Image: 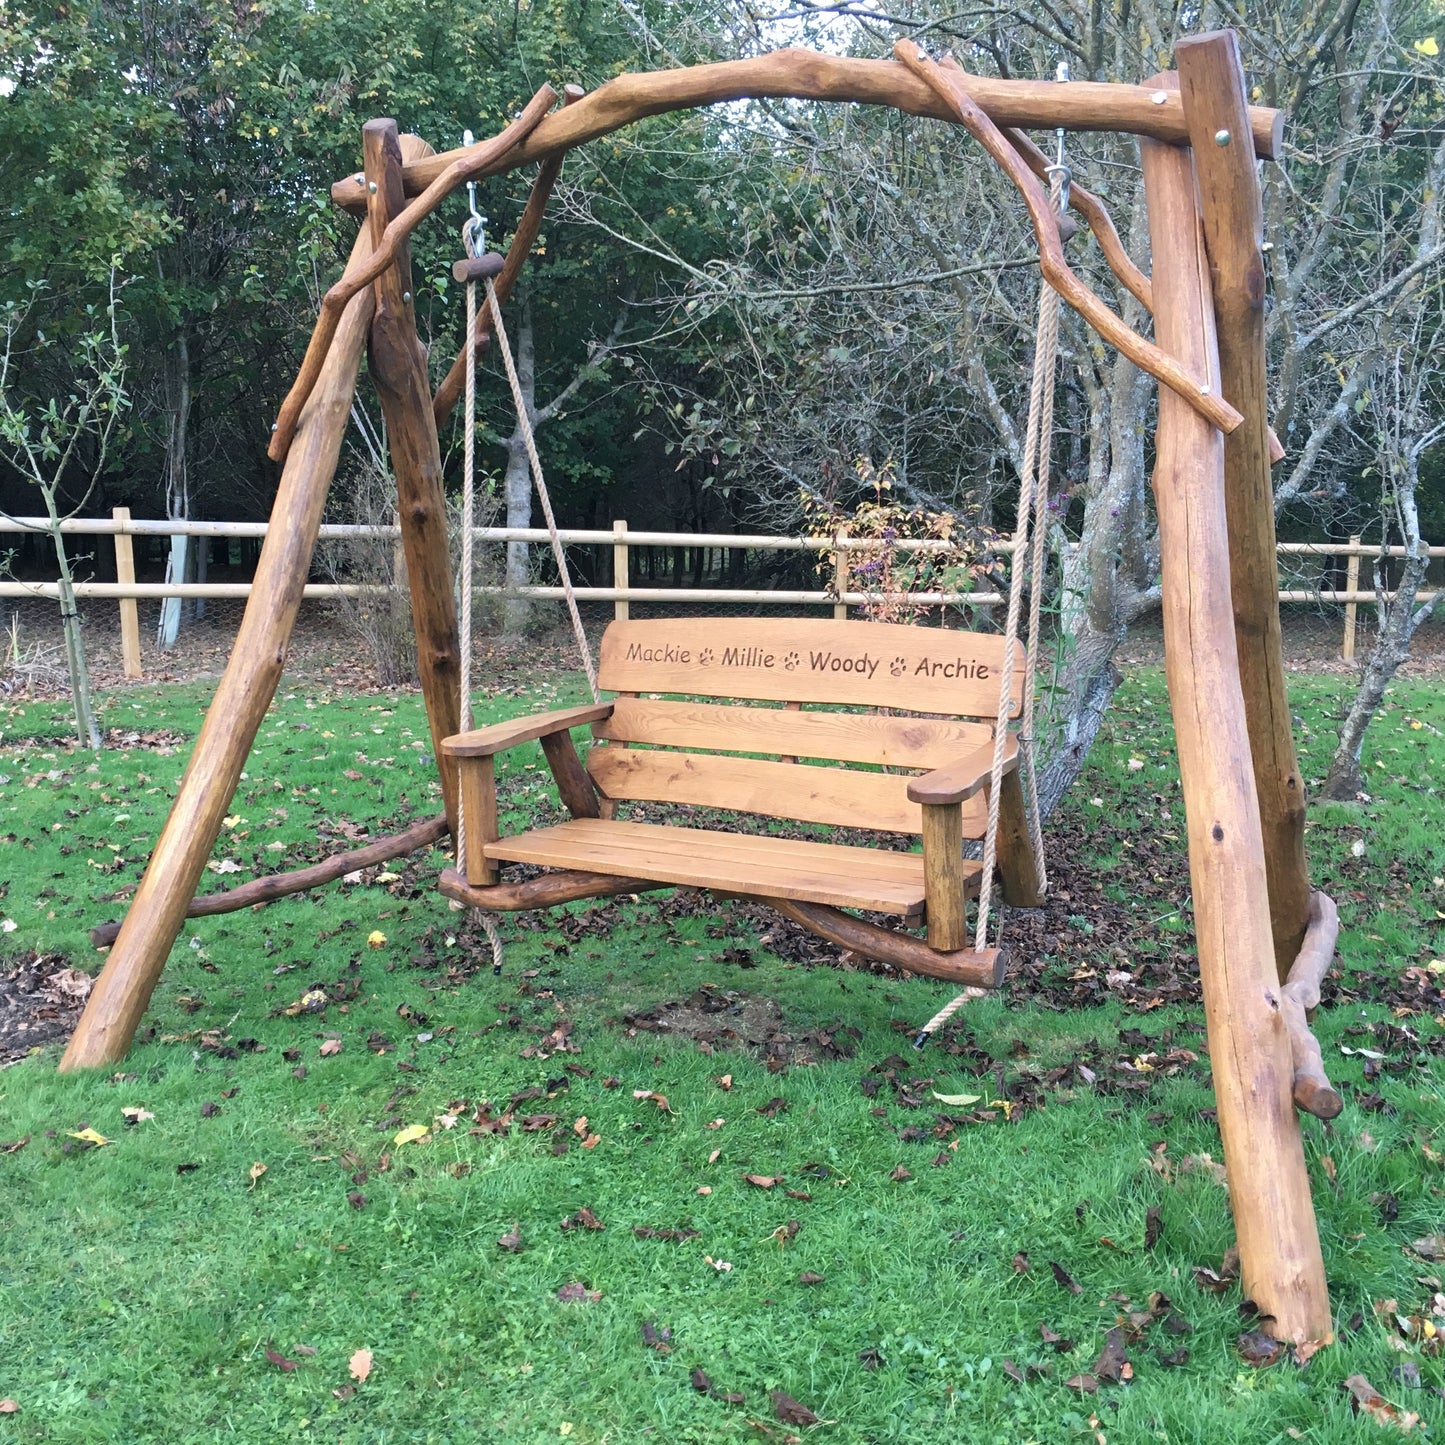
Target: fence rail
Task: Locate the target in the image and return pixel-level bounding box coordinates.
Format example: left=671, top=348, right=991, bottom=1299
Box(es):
left=1, top=512, right=1437, bottom=680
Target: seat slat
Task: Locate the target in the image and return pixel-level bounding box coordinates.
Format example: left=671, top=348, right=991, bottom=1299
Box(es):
left=599, top=617, right=1020, bottom=715
left=594, top=698, right=993, bottom=770
left=484, top=818, right=982, bottom=916
left=589, top=747, right=998, bottom=836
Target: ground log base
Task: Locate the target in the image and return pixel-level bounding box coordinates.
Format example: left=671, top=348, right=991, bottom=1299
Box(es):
left=89, top=815, right=450, bottom=948
left=438, top=867, right=665, bottom=911
left=747, top=896, right=1006, bottom=988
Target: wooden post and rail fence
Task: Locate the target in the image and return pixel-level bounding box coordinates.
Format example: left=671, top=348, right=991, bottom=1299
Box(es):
left=0, top=510, right=1436, bottom=680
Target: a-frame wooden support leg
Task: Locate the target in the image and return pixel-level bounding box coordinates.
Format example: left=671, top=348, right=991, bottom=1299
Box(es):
left=1142, top=130, right=1330, bottom=1344
left=1176, top=32, right=1312, bottom=981
left=363, top=121, right=463, bottom=836
left=60, top=223, right=380, bottom=1072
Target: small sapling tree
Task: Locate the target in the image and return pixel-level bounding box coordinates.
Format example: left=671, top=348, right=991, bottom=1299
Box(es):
left=0, top=273, right=129, bottom=749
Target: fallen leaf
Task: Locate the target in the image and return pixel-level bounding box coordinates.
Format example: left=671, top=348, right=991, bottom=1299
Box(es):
left=1237, top=1329, right=1284, bottom=1368
left=1410, top=1236, right=1445, bottom=1261
left=120, top=1107, right=154, bottom=1125
left=1064, top=1373, right=1099, bottom=1393
left=347, top=1192, right=366, bottom=1209
left=0, top=1400, right=17, bottom=1414
left=640, top=1320, right=673, bottom=1353
left=1040, top=1322, right=1074, bottom=1353
left=248, top=1161, right=267, bottom=1188
left=743, top=1174, right=780, bottom=1189
left=367, top=931, right=387, bottom=948
left=391, top=1124, right=430, bottom=1147
left=581, top=1133, right=600, bottom=1150
left=66, top=1128, right=112, bottom=1147
left=1093, top=1326, right=1131, bottom=1383
left=1145, top=1204, right=1163, bottom=1250
left=889, top=1164, right=911, bottom=1182
left=632, top=1089, right=673, bottom=1112
left=561, top=1206, right=605, bottom=1231
left=332, top=1384, right=355, bottom=1402
left=771, top=1389, right=820, bottom=1427
left=200, top=1101, right=221, bottom=1118
left=556, top=1281, right=602, bottom=1303
left=1050, top=1260, right=1083, bottom=1295
left=691, top=1366, right=713, bottom=1394
left=798, top=1271, right=825, bottom=1285
left=1194, top=1266, right=1232, bottom=1294
left=1012, top=1251, right=1030, bottom=1274
left=497, top=1224, right=523, bottom=1253
left=1342, top=1373, right=1420, bottom=1431
left=264, top=1343, right=298, bottom=1372
left=931, top=1090, right=982, bottom=1106
left=0, top=1137, right=28, bottom=1154
left=349, top=1348, right=373, bottom=1382
left=717, top=1074, right=733, bottom=1090
left=756, top=1097, right=789, bottom=1118
left=319, top=1039, right=343, bottom=1057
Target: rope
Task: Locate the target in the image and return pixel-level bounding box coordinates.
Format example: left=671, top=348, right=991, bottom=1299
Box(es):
left=454, top=238, right=502, bottom=974
left=915, top=170, right=1063, bottom=1048
left=484, top=279, right=601, bottom=705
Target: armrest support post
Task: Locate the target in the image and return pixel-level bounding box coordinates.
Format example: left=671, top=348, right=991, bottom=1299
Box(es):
left=921, top=801, right=967, bottom=950
left=997, top=767, right=1045, bottom=906
left=540, top=731, right=601, bottom=819
left=457, top=755, right=500, bottom=886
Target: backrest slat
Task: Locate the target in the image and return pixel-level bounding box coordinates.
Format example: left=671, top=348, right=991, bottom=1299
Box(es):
left=588, top=748, right=988, bottom=837
left=598, top=618, right=1020, bottom=717
left=595, top=698, right=992, bottom=770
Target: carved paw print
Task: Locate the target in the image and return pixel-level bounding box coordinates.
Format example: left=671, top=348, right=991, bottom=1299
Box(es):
left=890, top=655, right=908, bottom=678
left=783, top=650, right=800, bottom=671
left=698, top=648, right=714, bottom=666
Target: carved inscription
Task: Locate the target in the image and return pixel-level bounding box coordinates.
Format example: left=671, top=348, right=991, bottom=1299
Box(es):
left=626, top=638, right=989, bottom=681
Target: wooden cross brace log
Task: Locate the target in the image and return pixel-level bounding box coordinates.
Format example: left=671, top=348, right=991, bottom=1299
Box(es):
left=895, top=41, right=1243, bottom=438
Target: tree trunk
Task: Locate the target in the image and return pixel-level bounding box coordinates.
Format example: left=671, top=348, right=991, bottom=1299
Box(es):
left=157, top=326, right=191, bottom=649
left=43, top=498, right=101, bottom=750
left=1322, top=467, right=1440, bottom=799
left=503, top=298, right=538, bottom=634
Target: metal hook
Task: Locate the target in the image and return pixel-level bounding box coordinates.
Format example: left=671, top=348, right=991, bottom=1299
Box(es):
left=462, top=128, right=486, bottom=258
left=1050, top=61, right=1071, bottom=215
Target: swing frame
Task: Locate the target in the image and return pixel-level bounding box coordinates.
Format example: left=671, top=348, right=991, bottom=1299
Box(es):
left=63, top=30, right=1338, bottom=1346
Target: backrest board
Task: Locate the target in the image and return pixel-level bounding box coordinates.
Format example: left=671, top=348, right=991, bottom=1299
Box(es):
left=598, top=618, right=1020, bottom=717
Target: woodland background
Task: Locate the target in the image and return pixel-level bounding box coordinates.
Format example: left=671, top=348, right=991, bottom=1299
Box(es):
left=1, top=0, right=1443, bottom=796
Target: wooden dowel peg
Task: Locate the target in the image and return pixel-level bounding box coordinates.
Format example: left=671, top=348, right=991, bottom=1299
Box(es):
left=451, top=253, right=507, bottom=284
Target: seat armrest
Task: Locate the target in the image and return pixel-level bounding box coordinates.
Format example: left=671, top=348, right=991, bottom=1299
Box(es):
left=443, top=703, right=614, bottom=758
left=907, top=735, right=1018, bottom=806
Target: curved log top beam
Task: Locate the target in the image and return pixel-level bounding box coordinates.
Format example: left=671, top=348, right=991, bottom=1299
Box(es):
left=330, top=49, right=1282, bottom=209
left=897, top=43, right=1242, bottom=437
left=269, top=86, right=558, bottom=463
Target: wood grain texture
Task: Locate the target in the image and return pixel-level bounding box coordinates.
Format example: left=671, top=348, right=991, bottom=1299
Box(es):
left=88, top=815, right=449, bottom=947
left=60, top=221, right=379, bottom=1071
left=1280, top=890, right=1343, bottom=1119
left=908, top=736, right=1017, bottom=805
left=458, top=755, right=499, bottom=886
left=921, top=803, right=967, bottom=949
left=598, top=617, right=1019, bottom=715
left=895, top=42, right=1242, bottom=438
left=482, top=817, right=958, bottom=915
left=438, top=866, right=665, bottom=911
left=755, top=897, right=1004, bottom=987
left=595, top=697, right=992, bottom=769
left=112, top=507, right=142, bottom=679
left=271, top=88, right=556, bottom=461
left=1177, top=35, right=1312, bottom=981
left=996, top=766, right=1045, bottom=907
left=450, top=253, right=506, bottom=283
left=588, top=747, right=992, bottom=836
left=1143, top=133, right=1330, bottom=1344
left=443, top=703, right=614, bottom=757
left=365, top=124, right=463, bottom=834
left=540, top=730, right=601, bottom=819
left=432, top=85, right=586, bottom=427
left=331, top=49, right=1282, bottom=210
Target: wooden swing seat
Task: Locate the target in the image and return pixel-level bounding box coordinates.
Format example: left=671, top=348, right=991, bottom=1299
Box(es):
left=438, top=618, right=1044, bottom=990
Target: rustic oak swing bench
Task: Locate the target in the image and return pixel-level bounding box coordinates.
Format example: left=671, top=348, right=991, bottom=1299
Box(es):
left=436, top=617, right=1043, bottom=989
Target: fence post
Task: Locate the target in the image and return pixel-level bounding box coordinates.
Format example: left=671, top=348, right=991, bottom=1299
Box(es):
left=832, top=533, right=848, bottom=621
left=112, top=506, right=142, bottom=679
left=1342, top=534, right=1361, bottom=661
left=613, top=519, right=630, bottom=621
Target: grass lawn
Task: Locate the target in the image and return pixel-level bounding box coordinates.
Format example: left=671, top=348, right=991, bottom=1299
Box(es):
left=1, top=660, right=1443, bottom=1443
